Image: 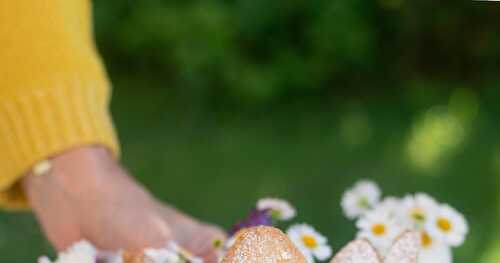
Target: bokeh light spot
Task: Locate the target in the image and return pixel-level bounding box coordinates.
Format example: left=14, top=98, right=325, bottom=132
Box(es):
left=407, top=107, right=465, bottom=172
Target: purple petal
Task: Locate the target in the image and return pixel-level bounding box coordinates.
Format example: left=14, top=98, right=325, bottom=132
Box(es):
left=229, top=209, right=273, bottom=235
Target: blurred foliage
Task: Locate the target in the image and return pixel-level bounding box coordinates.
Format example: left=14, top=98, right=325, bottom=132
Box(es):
left=1, top=0, right=500, bottom=262
left=94, top=0, right=500, bottom=104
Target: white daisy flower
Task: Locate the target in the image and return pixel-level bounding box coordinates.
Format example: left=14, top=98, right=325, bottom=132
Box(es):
left=341, top=180, right=381, bottom=219
left=287, top=224, right=332, bottom=263
left=356, top=208, right=403, bottom=256
left=167, top=242, right=203, bottom=263
left=38, top=257, right=52, bottom=263
left=97, top=251, right=123, bottom=263
left=257, top=198, right=296, bottom=221
left=39, top=240, right=97, bottom=263
left=418, top=231, right=452, bottom=263
left=372, top=196, right=402, bottom=220
left=400, top=193, right=439, bottom=229
left=426, top=203, right=469, bottom=247
left=144, top=248, right=181, bottom=263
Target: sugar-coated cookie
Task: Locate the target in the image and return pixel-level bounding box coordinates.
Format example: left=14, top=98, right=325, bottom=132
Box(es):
left=222, top=226, right=307, bottom=263
left=330, top=231, right=419, bottom=263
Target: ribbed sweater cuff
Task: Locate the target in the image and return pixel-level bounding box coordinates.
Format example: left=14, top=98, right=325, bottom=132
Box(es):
left=0, top=80, right=120, bottom=209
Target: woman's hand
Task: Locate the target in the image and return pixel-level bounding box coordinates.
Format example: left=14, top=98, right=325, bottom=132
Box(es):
left=23, top=146, right=172, bottom=252
left=22, top=146, right=225, bottom=263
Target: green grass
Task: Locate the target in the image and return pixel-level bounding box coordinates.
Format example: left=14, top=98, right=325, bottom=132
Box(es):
left=1, top=79, right=499, bottom=262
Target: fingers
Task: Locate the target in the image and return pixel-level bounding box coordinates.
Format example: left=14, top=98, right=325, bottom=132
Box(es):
left=115, top=213, right=174, bottom=253
left=134, top=214, right=173, bottom=250
left=46, top=223, right=82, bottom=251
left=185, top=224, right=227, bottom=263
left=200, top=250, right=220, bottom=263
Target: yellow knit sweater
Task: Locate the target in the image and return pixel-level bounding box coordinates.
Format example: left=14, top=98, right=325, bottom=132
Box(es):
left=0, top=1, right=119, bottom=209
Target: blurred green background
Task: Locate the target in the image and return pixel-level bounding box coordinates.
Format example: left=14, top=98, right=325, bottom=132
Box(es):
left=1, top=0, right=500, bottom=262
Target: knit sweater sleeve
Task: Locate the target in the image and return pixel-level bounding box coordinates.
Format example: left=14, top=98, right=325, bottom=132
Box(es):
left=0, top=0, right=119, bottom=209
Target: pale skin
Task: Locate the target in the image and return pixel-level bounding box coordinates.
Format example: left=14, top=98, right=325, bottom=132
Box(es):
left=22, top=146, right=225, bottom=263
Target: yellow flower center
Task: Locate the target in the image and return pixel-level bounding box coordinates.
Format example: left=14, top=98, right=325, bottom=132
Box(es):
left=371, top=223, right=386, bottom=236
left=421, top=231, right=433, bottom=248
left=411, top=208, right=426, bottom=222
left=212, top=238, right=223, bottom=249
left=270, top=209, right=282, bottom=219
left=357, top=197, right=370, bottom=209
left=437, top=217, right=452, bottom=232
left=301, top=235, right=318, bottom=249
